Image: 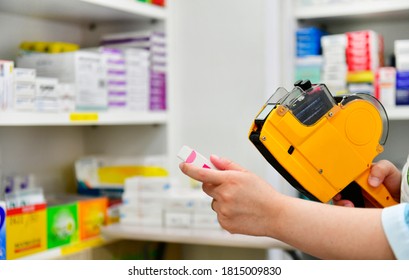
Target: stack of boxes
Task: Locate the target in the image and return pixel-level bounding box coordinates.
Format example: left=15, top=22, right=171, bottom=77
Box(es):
left=321, top=34, right=348, bottom=94
left=101, top=31, right=167, bottom=111
left=0, top=60, right=14, bottom=111
left=296, top=27, right=325, bottom=57
left=295, top=27, right=326, bottom=84
left=1, top=191, right=107, bottom=259
left=103, top=48, right=128, bottom=111
left=125, top=48, right=150, bottom=111
left=120, top=177, right=172, bottom=227
left=375, top=67, right=396, bottom=108
left=345, top=30, right=383, bottom=95
left=164, top=191, right=219, bottom=229
left=121, top=176, right=220, bottom=229
left=101, top=47, right=151, bottom=111
left=13, top=68, right=36, bottom=111
left=394, top=40, right=409, bottom=105
left=17, top=50, right=108, bottom=111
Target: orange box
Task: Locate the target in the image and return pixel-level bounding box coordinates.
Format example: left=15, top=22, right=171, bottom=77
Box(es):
left=77, top=197, right=108, bottom=240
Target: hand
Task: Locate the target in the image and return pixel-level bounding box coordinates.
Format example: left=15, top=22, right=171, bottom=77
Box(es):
left=333, top=160, right=401, bottom=207
left=179, top=155, right=282, bottom=236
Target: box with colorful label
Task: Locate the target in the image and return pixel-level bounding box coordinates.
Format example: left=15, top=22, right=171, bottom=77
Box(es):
left=6, top=203, right=47, bottom=259
left=46, top=196, right=79, bottom=249
left=75, top=155, right=168, bottom=199
left=77, top=196, right=108, bottom=240
left=0, top=201, right=6, bottom=260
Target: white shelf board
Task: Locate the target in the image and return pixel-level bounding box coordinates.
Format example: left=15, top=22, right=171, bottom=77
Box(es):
left=101, top=224, right=293, bottom=250
left=386, top=106, right=409, bottom=121
left=295, top=1, right=409, bottom=20
left=0, top=0, right=166, bottom=23
left=0, top=111, right=167, bottom=126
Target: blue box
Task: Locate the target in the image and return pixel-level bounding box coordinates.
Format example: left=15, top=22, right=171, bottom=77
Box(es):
left=0, top=202, right=5, bottom=260
left=396, top=89, right=409, bottom=105
left=396, top=71, right=409, bottom=79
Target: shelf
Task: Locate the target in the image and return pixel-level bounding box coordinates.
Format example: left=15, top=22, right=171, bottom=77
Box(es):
left=17, top=236, right=117, bottom=260
left=0, top=0, right=166, bottom=23
left=0, top=111, right=167, bottom=126
left=101, top=224, right=293, bottom=250
left=295, top=1, right=409, bottom=21
left=386, top=106, right=409, bottom=121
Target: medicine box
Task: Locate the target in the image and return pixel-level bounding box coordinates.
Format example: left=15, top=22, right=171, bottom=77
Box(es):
left=17, top=51, right=108, bottom=111
left=46, top=195, right=79, bottom=249
left=77, top=196, right=108, bottom=240
left=0, top=60, right=14, bottom=111
left=0, top=201, right=6, bottom=260
left=36, top=77, right=59, bottom=112
left=376, top=67, right=396, bottom=108
left=6, top=203, right=47, bottom=259
left=75, top=155, right=168, bottom=199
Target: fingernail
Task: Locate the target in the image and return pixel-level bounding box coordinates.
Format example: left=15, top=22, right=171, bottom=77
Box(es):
left=368, top=176, right=380, bottom=187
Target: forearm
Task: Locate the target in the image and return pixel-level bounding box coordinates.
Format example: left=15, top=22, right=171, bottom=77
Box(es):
left=268, top=195, right=395, bottom=259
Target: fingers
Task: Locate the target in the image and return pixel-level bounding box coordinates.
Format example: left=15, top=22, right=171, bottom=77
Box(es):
left=179, top=162, right=224, bottom=185
left=369, top=160, right=401, bottom=188
left=335, top=199, right=354, bottom=207
left=210, top=155, right=246, bottom=171
left=180, top=155, right=244, bottom=185
left=332, top=194, right=354, bottom=207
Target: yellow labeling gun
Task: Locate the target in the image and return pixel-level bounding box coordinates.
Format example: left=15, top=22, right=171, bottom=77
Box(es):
left=249, top=80, right=398, bottom=208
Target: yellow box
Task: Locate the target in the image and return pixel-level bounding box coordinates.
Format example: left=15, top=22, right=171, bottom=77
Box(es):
left=6, top=203, right=47, bottom=259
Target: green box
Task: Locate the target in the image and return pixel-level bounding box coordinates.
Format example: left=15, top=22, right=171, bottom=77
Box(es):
left=47, top=201, right=79, bottom=249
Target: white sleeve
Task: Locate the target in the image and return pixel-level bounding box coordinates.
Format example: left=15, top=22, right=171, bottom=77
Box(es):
left=381, top=203, right=409, bottom=260
left=401, top=156, right=409, bottom=203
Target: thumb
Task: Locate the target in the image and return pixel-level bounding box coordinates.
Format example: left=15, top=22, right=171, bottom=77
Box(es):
left=369, top=160, right=400, bottom=188
left=210, top=155, right=245, bottom=171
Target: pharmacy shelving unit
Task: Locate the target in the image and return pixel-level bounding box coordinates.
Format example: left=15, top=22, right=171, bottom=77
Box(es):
left=288, top=0, right=409, bottom=166
left=0, top=0, right=169, bottom=260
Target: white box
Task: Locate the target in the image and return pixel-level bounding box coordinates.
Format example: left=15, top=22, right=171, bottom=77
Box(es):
left=14, top=68, right=36, bottom=83
left=0, top=60, right=14, bottom=111
left=164, top=211, right=191, bottom=228
left=14, top=82, right=36, bottom=97
left=192, top=213, right=220, bottom=229
left=395, top=40, right=409, bottom=57
left=377, top=67, right=396, bottom=108
left=124, top=176, right=172, bottom=194
left=14, top=95, right=35, bottom=111
left=17, top=51, right=107, bottom=111
left=35, top=77, right=59, bottom=112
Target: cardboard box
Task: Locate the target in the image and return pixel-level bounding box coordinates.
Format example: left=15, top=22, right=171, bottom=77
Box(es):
left=77, top=197, right=107, bottom=240
left=46, top=197, right=79, bottom=249
left=6, top=203, right=47, bottom=259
